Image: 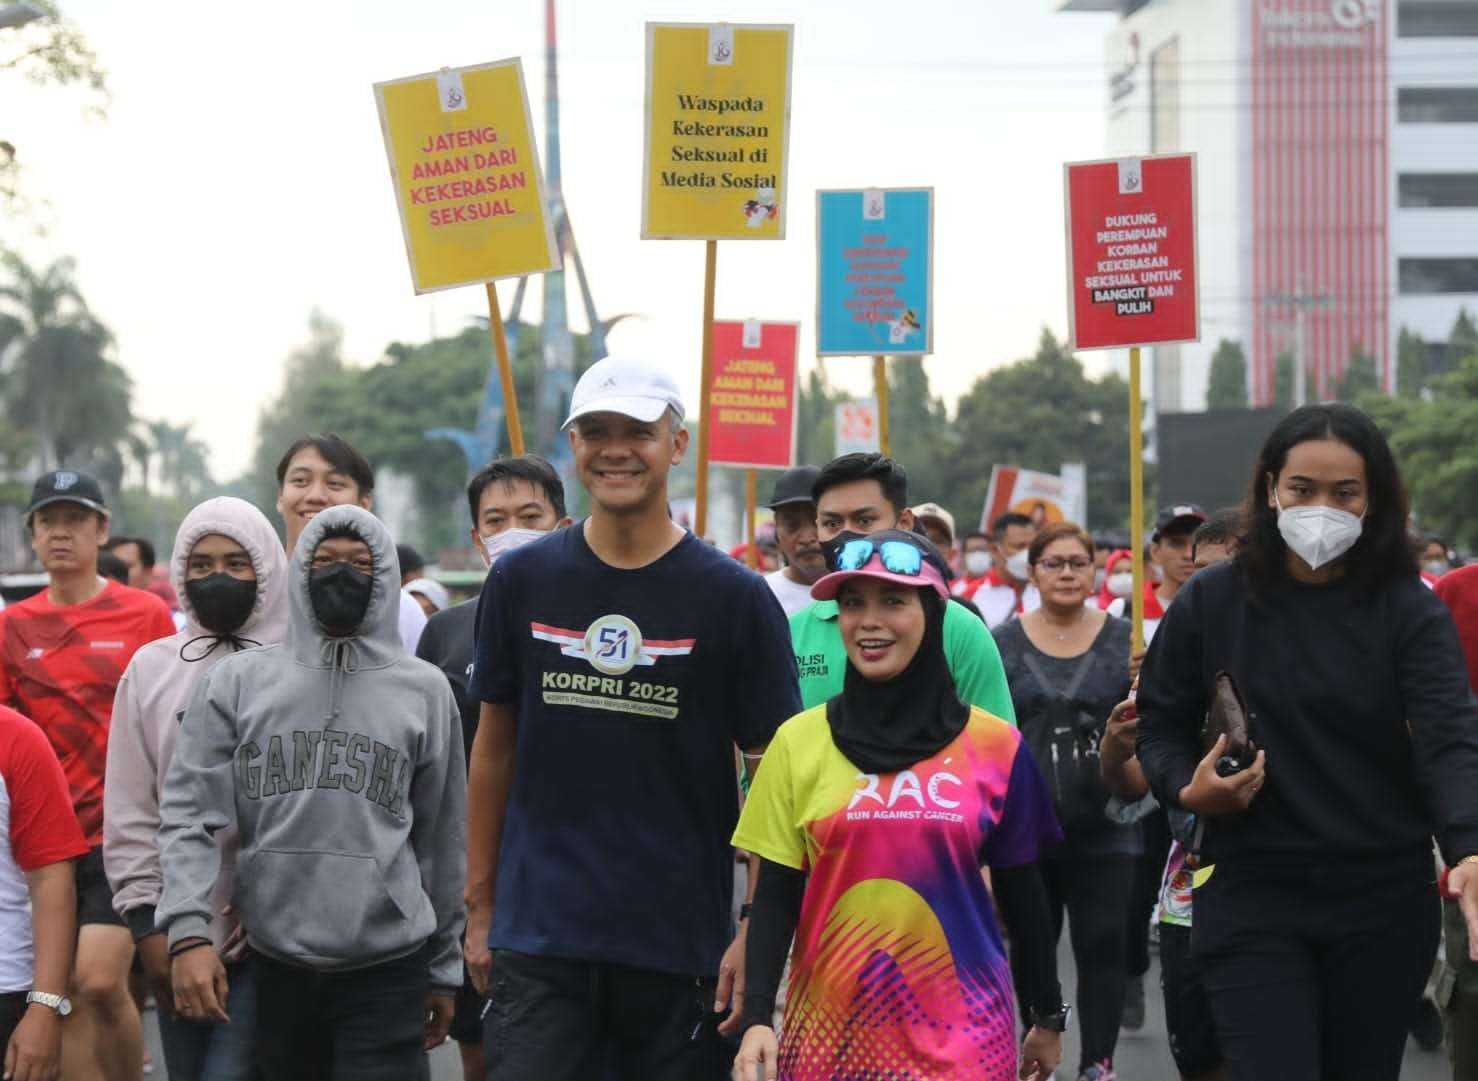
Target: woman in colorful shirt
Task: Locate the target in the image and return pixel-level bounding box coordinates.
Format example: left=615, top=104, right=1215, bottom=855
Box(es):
left=732, top=530, right=1066, bottom=1081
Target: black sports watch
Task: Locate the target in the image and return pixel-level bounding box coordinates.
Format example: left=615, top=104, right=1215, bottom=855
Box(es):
left=1029, top=1004, right=1071, bottom=1033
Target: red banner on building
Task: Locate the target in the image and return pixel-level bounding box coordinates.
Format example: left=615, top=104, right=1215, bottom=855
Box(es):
left=1250, top=0, right=1387, bottom=405
left=1065, top=153, right=1200, bottom=351
left=706, top=320, right=799, bottom=469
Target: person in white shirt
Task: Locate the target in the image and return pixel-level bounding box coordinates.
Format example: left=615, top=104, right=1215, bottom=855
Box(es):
left=763, top=467, right=826, bottom=617
left=955, top=512, right=1041, bottom=628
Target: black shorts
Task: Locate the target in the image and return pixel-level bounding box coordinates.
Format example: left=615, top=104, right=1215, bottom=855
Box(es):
left=76, top=846, right=124, bottom=929
left=450, top=963, right=486, bottom=1045
left=485, top=950, right=725, bottom=1081
left=1160, top=921, right=1222, bottom=1077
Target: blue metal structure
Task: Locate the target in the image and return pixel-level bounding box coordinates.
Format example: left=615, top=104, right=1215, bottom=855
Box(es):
left=428, top=0, right=610, bottom=479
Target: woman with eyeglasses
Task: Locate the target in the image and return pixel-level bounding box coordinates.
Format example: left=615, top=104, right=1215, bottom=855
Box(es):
left=992, top=521, right=1136, bottom=1081
left=731, top=530, right=1068, bottom=1081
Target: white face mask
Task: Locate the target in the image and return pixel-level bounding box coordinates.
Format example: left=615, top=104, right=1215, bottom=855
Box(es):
left=1107, top=571, right=1135, bottom=598
left=1005, top=548, right=1031, bottom=582
left=1274, top=491, right=1364, bottom=571
left=963, top=551, right=992, bottom=577
left=1424, top=561, right=1449, bottom=578
left=482, top=528, right=549, bottom=567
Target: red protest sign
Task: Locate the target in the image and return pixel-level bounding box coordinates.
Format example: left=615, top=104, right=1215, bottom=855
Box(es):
left=1065, top=153, right=1199, bottom=351
left=706, top=320, right=799, bottom=469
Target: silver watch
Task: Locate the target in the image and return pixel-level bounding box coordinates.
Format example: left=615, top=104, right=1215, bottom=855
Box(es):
left=25, top=991, right=72, bottom=1016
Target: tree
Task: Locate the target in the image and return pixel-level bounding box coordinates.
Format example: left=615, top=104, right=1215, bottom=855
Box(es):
left=1396, top=326, right=1427, bottom=398
left=1205, top=339, right=1249, bottom=410
left=945, top=328, right=1141, bottom=530
left=0, top=251, right=129, bottom=470
left=246, top=313, right=605, bottom=551
left=1452, top=307, right=1478, bottom=367
left=887, top=356, right=954, bottom=511
left=794, top=365, right=847, bottom=467
left=1, top=3, right=108, bottom=210
left=1336, top=345, right=1380, bottom=402
left=1273, top=351, right=1295, bottom=408
left=247, top=309, right=357, bottom=514
left=1367, top=354, right=1478, bottom=549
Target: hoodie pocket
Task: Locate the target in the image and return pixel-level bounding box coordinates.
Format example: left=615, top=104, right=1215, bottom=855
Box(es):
left=240, top=849, right=409, bottom=966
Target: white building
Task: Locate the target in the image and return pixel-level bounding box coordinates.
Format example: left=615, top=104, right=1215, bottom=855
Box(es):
left=1059, top=0, right=1478, bottom=410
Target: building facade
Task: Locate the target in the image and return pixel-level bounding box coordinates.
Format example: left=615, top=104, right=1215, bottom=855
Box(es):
left=1060, top=0, right=1478, bottom=410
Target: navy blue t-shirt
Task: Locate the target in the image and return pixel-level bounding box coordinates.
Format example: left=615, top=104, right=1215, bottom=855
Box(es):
left=470, top=522, right=801, bottom=978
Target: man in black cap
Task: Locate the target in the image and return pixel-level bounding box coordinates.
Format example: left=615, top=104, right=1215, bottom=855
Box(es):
left=0, top=470, right=175, bottom=1081
left=1106, top=504, right=1206, bottom=646
left=764, top=466, right=826, bottom=617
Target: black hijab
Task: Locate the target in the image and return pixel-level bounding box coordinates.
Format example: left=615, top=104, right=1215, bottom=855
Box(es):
left=824, top=555, right=970, bottom=775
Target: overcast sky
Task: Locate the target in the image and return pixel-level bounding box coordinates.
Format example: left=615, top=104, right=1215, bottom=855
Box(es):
left=4, top=0, right=1118, bottom=480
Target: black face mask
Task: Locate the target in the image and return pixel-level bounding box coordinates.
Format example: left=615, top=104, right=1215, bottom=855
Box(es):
left=309, top=563, right=373, bottom=638
left=185, top=573, right=258, bottom=636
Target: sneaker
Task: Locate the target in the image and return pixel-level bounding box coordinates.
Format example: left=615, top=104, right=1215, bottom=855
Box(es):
left=1078, top=1063, right=1116, bottom=1081
left=1121, top=973, right=1145, bottom=1031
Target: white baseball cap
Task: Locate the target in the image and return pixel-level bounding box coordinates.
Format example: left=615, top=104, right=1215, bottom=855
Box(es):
left=562, top=356, right=686, bottom=430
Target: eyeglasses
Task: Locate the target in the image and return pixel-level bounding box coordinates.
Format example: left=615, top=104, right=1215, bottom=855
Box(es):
left=835, top=538, right=924, bottom=576
left=1036, top=557, right=1093, bottom=573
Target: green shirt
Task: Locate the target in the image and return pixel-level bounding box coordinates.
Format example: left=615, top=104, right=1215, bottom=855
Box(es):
left=788, top=599, right=1017, bottom=724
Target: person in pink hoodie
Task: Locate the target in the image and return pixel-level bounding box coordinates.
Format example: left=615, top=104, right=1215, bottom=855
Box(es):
left=103, top=498, right=289, bottom=1081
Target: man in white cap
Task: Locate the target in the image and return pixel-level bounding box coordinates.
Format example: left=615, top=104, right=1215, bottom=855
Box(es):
left=465, top=356, right=801, bottom=1080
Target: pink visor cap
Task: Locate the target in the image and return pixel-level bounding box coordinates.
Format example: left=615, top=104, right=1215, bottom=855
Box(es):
left=811, top=545, right=951, bottom=602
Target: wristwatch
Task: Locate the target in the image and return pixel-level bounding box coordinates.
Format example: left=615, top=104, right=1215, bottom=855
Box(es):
left=26, top=991, right=72, bottom=1017
left=1029, top=1004, right=1071, bottom=1033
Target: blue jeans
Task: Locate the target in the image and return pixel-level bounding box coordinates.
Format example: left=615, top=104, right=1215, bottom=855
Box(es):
left=156, top=958, right=258, bottom=1081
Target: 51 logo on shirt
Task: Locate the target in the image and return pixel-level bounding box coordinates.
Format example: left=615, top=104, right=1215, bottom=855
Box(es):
left=530, top=616, right=697, bottom=677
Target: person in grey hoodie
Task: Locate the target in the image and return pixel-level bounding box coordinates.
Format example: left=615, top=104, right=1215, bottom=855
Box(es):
left=157, top=505, right=467, bottom=1081
left=105, top=497, right=290, bottom=1081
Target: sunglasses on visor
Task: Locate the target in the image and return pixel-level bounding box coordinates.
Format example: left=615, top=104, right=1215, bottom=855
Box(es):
left=834, top=538, right=925, bottom=576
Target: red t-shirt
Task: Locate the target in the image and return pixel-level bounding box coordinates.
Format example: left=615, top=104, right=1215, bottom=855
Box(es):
left=0, top=704, right=88, bottom=992
left=1436, top=565, right=1478, bottom=694
left=0, top=581, right=175, bottom=844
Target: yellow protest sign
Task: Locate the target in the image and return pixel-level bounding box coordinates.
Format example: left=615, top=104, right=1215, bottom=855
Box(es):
left=375, top=59, right=559, bottom=294
left=642, top=23, right=793, bottom=241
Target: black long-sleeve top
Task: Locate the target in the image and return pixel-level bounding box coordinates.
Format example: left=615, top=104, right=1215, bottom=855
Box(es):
left=1136, top=559, right=1478, bottom=866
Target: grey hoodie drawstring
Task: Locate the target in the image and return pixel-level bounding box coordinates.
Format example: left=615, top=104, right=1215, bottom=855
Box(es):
left=319, top=637, right=361, bottom=720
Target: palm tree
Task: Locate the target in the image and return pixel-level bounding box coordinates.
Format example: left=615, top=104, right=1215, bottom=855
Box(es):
left=148, top=419, right=212, bottom=499
left=0, top=251, right=122, bottom=470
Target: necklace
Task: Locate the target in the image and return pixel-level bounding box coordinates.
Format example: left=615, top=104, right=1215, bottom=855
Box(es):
left=1042, top=607, right=1089, bottom=641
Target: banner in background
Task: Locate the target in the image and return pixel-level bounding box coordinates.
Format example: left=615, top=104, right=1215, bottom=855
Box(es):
left=981, top=465, right=1088, bottom=530
left=706, top=320, right=799, bottom=468
left=834, top=398, right=881, bottom=456
left=1064, top=153, right=1198, bottom=350
left=642, top=23, right=794, bottom=240
left=816, top=187, right=934, bottom=356
left=375, top=59, right=559, bottom=293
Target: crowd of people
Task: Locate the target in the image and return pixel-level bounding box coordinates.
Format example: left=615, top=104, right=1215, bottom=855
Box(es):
left=0, top=353, right=1476, bottom=1081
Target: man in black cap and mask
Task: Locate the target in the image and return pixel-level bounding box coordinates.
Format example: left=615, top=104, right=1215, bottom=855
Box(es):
left=763, top=466, right=826, bottom=617
left=159, top=506, right=467, bottom=1080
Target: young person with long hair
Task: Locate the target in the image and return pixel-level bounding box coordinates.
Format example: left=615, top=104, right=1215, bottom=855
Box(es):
left=733, top=530, right=1067, bottom=1081
left=1136, top=403, right=1478, bottom=1081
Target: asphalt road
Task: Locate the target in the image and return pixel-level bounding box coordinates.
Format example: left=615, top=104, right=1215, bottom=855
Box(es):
left=140, top=939, right=1453, bottom=1079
